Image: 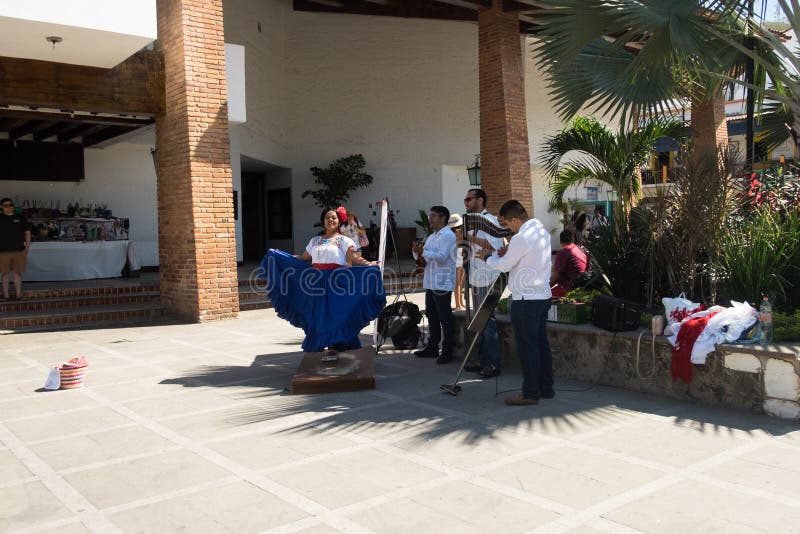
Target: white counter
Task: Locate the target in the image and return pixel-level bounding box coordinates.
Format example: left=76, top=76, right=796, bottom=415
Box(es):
left=24, top=241, right=129, bottom=282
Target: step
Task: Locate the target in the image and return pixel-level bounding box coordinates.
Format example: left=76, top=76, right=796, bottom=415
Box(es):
left=23, top=284, right=160, bottom=300
left=0, top=292, right=161, bottom=314
left=0, top=302, right=165, bottom=331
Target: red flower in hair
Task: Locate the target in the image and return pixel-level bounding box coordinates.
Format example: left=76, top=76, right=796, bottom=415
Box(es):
left=336, top=206, right=347, bottom=225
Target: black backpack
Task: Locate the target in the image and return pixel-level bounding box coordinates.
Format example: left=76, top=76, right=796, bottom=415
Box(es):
left=377, top=299, right=423, bottom=350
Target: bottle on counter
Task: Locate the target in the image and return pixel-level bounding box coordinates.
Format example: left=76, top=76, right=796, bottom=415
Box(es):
left=759, top=295, right=773, bottom=344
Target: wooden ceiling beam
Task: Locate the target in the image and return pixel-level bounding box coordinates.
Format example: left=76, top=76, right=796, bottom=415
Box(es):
left=82, top=125, right=137, bottom=147
left=56, top=124, right=98, bottom=143
left=293, top=0, right=479, bottom=21
left=32, top=122, right=72, bottom=141
left=0, top=50, right=165, bottom=117
left=0, top=108, right=152, bottom=127
left=8, top=120, right=50, bottom=140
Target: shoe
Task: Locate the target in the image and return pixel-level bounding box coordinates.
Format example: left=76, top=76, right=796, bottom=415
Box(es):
left=479, top=365, right=501, bottom=378
left=414, top=347, right=438, bottom=358
left=464, top=363, right=483, bottom=373
left=505, top=394, right=539, bottom=406
left=436, top=353, right=454, bottom=364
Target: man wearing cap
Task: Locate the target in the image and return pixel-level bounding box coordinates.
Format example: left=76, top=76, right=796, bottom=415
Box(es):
left=448, top=213, right=466, bottom=310
left=462, top=188, right=504, bottom=378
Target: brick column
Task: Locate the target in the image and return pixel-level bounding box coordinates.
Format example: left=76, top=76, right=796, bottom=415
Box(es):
left=691, top=88, right=728, bottom=151
left=155, top=0, right=239, bottom=321
left=478, top=2, right=533, bottom=214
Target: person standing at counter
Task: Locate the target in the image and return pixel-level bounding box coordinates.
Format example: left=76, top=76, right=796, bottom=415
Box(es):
left=0, top=198, right=31, bottom=300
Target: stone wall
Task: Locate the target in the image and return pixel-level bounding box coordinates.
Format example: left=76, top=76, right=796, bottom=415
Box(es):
left=453, top=313, right=800, bottom=419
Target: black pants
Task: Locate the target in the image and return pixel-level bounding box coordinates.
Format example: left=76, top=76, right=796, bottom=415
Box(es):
left=425, top=289, right=454, bottom=356
left=510, top=299, right=554, bottom=399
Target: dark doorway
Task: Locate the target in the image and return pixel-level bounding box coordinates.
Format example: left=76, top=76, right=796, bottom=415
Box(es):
left=242, top=172, right=267, bottom=261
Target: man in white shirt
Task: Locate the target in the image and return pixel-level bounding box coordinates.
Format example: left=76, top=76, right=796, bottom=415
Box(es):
left=462, top=188, right=504, bottom=378
left=412, top=206, right=457, bottom=364
left=479, top=200, right=553, bottom=405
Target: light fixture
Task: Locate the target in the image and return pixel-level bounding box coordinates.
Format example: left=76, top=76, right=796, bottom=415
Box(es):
left=150, top=147, right=158, bottom=174
left=46, top=36, right=62, bottom=49
left=467, top=154, right=481, bottom=186
left=606, top=189, right=618, bottom=202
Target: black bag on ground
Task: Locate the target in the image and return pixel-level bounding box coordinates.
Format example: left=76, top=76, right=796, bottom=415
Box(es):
left=591, top=295, right=642, bottom=332
left=377, top=300, right=423, bottom=349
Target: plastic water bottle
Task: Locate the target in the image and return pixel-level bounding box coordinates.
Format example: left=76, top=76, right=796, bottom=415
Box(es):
left=759, top=296, right=773, bottom=344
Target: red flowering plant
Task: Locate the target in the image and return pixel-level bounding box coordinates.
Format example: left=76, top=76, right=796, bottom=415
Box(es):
left=740, top=168, right=800, bottom=212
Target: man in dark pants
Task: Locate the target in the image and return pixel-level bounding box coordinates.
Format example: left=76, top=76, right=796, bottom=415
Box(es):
left=479, top=200, right=553, bottom=405
left=462, top=188, right=504, bottom=378
left=412, top=206, right=456, bottom=364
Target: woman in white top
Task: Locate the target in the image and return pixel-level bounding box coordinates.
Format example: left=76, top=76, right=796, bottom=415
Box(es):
left=295, top=208, right=373, bottom=269
left=261, top=207, right=383, bottom=353
left=339, top=211, right=367, bottom=256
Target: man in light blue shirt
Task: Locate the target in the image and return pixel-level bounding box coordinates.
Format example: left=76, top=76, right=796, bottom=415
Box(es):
left=412, top=206, right=457, bottom=364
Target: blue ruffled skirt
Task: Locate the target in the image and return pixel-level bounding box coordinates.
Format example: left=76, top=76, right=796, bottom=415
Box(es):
left=259, top=249, right=386, bottom=352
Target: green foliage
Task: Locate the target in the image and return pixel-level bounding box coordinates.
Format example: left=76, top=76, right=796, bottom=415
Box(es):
left=716, top=207, right=800, bottom=309
left=414, top=209, right=432, bottom=236
left=774, top=310, right=800, bottom=342
left=540, top=116, right=685, bottom=226
left=301, top=154, right=373, bottom=208
left=496, top=297, right=510, bottom=315
left=560, top=287, right=610, bottom=305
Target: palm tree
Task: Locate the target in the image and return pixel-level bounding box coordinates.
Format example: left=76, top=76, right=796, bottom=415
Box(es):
left=541, top=116, right=685, bottom=226
left=532, top=1, right=776, bottom=152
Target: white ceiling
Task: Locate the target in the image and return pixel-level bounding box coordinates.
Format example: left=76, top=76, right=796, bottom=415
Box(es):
left=0, top=1, right=156, bottom=68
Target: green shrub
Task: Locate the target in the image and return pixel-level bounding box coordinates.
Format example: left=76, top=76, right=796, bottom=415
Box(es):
left=716, top=207, right=800, bottom=309
left=773, top=310, right=800, bottom=342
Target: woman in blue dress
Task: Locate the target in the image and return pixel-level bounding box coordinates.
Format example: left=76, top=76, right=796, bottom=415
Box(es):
left=260, top=207, right=385, bottom=352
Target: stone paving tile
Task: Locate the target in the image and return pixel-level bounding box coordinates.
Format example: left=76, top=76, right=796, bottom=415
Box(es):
left=268, top=448, right=444, bottom=509
left=106, top=480, right=309, bottom=533
left=121, top=388, right=244, bottom=420
left=4, top=406, right=135, bottom=444
left=0, top=378, right=47, bottom=401
left=28, top=425, right=176, bottom=472
left=704, top=444, right=800, bottom=499
left=348, top=480, right=561, bottom=533
left=61, top=449, right=233, bottom=510
left=206, top=427, right=359, bottom=471
left=604, top=478, right=800, bottom=533
left=38, top=522, right=92, bottom=534
left=484, top=445, right=665, bottom=510
left=0, top=480, right=73, bottom=532
left=580, top=419, right=751, bottom=468
left=0, top=448, right=34, bottom=481
left=84, top=363, right=168, bottom=386
left=0, top=389, right=102, bottom=422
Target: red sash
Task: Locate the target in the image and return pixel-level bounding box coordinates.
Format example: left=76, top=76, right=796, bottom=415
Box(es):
left=313, top=263, right=342, bottom=270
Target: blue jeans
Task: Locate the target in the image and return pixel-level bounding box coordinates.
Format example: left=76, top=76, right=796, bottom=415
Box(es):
left=510, top=299, right=553, bottom=399
left=425, top=289, right=454, bottom=356
left=472, top=284, right=500, bottom=369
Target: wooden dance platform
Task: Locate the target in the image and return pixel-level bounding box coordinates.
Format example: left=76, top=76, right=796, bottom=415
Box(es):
left=290, top=347, right=376, bottom=394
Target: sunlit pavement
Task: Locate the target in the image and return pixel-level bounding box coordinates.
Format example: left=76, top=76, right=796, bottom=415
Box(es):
left=2, top=296, right=800, bottom=533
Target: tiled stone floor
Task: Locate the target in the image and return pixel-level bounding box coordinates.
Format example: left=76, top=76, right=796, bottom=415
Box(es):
left=2, top=300, right=800, bottom=533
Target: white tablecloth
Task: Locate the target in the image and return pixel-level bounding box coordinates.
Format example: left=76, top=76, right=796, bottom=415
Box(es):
left=24, top=241, right=129, bottom=282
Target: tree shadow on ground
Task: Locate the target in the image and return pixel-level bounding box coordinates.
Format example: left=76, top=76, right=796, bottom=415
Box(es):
left=158, top=338, right=800, bottom=446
